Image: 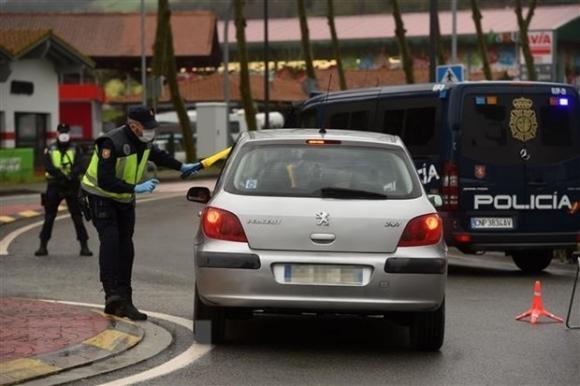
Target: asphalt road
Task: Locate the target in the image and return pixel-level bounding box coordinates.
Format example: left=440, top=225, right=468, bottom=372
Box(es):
left=1, top=181, right=578, bottom=386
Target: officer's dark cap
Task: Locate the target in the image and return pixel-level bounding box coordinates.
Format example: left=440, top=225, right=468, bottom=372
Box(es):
left=128, top=106, right=158, bottom=129
left=57, top=123, right=70, bottom=133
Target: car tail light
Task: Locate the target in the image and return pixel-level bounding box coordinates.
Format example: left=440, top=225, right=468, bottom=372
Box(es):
left=576, top=232, right=580, bottom=242
left=202, top=207, right=247, bottom=242
left=442, top=161, right=459, bottom=211
left=398, top=214, right=443, bottom=247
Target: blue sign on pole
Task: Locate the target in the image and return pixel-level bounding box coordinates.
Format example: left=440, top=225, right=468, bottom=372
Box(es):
left=436, top=64, right=466, bottom=83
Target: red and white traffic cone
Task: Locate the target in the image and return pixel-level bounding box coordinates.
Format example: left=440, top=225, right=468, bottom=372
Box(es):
left=516, top=280, right=563, bottom=324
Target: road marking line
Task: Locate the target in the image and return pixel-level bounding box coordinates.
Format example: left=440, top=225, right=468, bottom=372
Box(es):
left=83, top=329, right=141, bottom=352
left=0, top=358, right=61, bottom=383
left=39, top=299, right=213, bottom=386
left=18, top=210, right=41, bottom=218
left=0, top=215, right=68, bottom=255
left=0, top=216, right=16, bottom=223
left=0, top=193, right=181, bottom=256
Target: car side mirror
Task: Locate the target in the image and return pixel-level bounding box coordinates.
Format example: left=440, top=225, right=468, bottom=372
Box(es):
left=428, top=194, right=443, bottom=208
left=187, top=187, right=211, bottom=203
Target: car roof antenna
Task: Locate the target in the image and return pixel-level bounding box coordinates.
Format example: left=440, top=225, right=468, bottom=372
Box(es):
left=319, top=73, right=333, bottom=135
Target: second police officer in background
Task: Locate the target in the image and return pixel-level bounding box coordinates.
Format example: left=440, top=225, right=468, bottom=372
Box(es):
left=81, top=106, right=201, bottom=320
left=35, top=123, right=92, bottom=257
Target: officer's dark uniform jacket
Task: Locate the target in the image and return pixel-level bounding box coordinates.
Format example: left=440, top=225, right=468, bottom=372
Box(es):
left=81, top=125, right=181, bottom=203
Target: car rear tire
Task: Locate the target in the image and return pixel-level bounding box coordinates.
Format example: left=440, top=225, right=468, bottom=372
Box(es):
left=194, top=286, right=225, bottom=344
left=410, top=301, right=445, bottom=351
left=511, top=250, right=553, bottom=273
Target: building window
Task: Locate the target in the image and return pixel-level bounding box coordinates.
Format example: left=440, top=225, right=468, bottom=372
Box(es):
left=15, top=112, right=48, bottom=167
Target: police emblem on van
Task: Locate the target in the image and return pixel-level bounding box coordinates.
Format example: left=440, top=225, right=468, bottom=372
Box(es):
left=509, top=97, right=537, bottom=142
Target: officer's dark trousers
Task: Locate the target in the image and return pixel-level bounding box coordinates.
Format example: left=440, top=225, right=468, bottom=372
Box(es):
left=39, top=182, right=88, bottom=243
left=89, top=195, right=135, bottom=298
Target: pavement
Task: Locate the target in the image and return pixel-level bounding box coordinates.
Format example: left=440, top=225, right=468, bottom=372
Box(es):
left=0, top=175, right=217, bottom=385
left=0, top=298, right=144, bottom=386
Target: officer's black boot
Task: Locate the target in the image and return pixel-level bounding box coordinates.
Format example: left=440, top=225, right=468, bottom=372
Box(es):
left=79, top=241, right=93, bottom=256
left=117, top=287, right=147, bottom=321
left=104, top=294, right=124, bottom=315
left=103, top=283, right=123, bottom=315
left=34, top=240, right=48, bottom=256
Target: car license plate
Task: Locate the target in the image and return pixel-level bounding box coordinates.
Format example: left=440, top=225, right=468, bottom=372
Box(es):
left=470, top=217, right=514, bottom=229
left=282, top=264, right=365, bottom=286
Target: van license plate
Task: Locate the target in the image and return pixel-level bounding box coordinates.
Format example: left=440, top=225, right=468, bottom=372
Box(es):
left=471, top=217, right=514, bottom=229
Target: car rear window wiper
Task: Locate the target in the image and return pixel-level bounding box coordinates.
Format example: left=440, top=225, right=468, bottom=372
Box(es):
left=316, top=187, right=388, bottom=199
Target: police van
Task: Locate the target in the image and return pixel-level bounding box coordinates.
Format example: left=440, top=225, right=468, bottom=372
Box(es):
left=297, top=81, right=580, bottom=272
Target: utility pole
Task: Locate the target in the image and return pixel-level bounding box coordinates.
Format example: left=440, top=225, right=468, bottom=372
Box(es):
left=140, top=0, right=146, bottom=106
left=223, top=1, right=232, bottom=142
left=451, top=0, right=457, bottom=63
left=429, top=0, right=438, bottom=82
left=264, top=0, right=269, bottom=130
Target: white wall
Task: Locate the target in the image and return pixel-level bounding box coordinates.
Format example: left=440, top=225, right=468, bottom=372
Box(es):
left=0, top=59, right=59, bottom=148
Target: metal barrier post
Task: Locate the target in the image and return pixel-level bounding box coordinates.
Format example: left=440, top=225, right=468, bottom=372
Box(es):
left=565, top=252, right=580, bottom=329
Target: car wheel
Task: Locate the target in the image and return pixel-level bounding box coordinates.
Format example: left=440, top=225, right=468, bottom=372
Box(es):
left=511, top=250, right=553, bottom=273
left=194, top=286, right=225, bottom=344
left=410, top=301, right=445, bottom=351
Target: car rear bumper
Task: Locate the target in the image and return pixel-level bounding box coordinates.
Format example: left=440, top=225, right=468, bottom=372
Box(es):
left=194, top=242, right=446, bottom=313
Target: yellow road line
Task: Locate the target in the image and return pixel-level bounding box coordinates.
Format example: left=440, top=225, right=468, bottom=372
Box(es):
left=0, top=358, right=60, bottom=382
left=18, top=210, right=41, bottom=218
left=0, top=216, right=16, bottom=223
left=83, top=329, right=141, bottom=351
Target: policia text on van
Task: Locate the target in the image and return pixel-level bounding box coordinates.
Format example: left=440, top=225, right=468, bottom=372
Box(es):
left=298, top=81, right=580, bottom=273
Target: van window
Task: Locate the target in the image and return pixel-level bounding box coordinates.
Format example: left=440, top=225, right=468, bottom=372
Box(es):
left=539, top=106, right=571, bottom=146
left=461, top=93, right=580, bottom=164
left=328, top=110, right=369, bottom=131
left=329, top=112, right=350, bottom=130
left=299, top=108, right=317, bottom=128
left=381, top=104, right=437, bottom=155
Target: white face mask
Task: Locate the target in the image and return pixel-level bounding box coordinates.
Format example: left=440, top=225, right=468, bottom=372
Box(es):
left=139, top=129, right=156, bottom=143
left=58, top=133, right=70, bottom=143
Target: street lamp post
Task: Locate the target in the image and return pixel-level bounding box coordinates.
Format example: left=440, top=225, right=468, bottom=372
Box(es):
left=140, top=0, right=146, bottom=106
left=264, top=0, right=270, bottom=130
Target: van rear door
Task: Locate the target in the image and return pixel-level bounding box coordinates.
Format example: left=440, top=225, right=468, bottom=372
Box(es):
left=459, top=90, right=528, bottom=234
left=519, top=88, right=580, bottom=234
left=459, top=87, right=580, bottom=237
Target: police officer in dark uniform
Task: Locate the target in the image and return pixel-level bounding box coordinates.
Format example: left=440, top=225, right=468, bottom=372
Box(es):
left=81, top=106, right=201, bottom=320
left=35, top=123, right=92, bottom=257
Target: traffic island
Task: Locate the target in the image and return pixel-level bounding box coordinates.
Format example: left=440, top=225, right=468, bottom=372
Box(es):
left=0, top=298, right=144, bottom=386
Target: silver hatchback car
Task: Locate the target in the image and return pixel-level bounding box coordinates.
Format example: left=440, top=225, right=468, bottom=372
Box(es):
left=188, top=129, right=447, bottom=350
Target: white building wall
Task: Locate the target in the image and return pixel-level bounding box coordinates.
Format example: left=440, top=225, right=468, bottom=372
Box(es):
left=0, top=59, right=59, bottom=148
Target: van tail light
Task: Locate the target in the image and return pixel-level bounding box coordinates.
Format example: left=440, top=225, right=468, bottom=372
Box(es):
left=454, top=233, right=472, bottom=244
left=442, top=161, right=459, bottom=211
left=398, top=214, right=443, bottom=247
left=202, top=207, right=247, bottom=242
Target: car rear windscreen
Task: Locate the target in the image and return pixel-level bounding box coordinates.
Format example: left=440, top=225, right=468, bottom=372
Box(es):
left=460, top=92, right=580, bottom=164
left=225, top=143, right=422, bottom=199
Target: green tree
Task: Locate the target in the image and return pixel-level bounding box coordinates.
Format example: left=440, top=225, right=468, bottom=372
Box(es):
left=152, top=0, right=195, bottom=161
left=234, top=0, right=257, bottom=130
left=297, top=0, right=317, bottom=91
left=327, top=0, right=347, bottom=90
left=392, top=0, right=414, bottom=84
left=515, top=0, right=538, bottom=81
left=470, top=0, right=492, bottom=80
